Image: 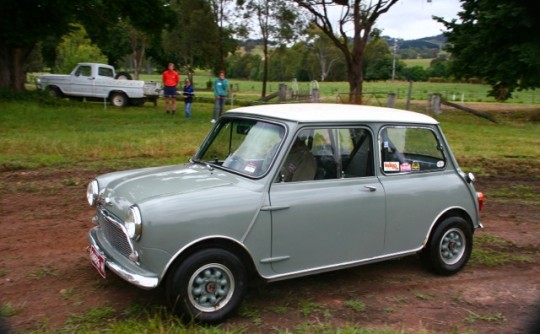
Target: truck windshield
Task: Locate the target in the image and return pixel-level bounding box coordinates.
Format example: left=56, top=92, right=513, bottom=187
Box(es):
left=196, top=119, right=285, bottom=177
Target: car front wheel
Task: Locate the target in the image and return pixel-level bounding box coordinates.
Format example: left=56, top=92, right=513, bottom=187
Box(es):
left=166, top=248, right=247, bottom=323
left=423, top=216, right=473, bottom=275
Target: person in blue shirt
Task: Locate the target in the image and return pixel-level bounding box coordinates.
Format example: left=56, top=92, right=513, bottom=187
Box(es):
left=182, top=79, right=194, bottom=119
left=212, top=70, right=228, bottom=123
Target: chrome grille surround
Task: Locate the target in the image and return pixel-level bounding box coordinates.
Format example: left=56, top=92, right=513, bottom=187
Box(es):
left=96, top=207, right=134, bottom=258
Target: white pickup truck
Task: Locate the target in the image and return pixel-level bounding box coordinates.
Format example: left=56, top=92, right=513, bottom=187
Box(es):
left=36, top=63, right=161, bottom=107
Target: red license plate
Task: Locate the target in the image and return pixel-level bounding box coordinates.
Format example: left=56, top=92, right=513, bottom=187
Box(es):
left=90, top=245, right=106, bottom=278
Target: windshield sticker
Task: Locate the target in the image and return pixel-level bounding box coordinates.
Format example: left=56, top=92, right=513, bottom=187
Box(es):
left=400, top=163, right=412, bottom=172
left=383, top=161, right=400, bottom=172
left=437, top=161, right=445, bottom=168
left=244, top=162, right=258, bottom=174
left=383, top=141, right=389, bottom=149
left=412, top=161, right=420, bottom=171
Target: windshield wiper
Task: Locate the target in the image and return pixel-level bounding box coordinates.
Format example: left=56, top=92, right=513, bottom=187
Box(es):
left=190, top=158, right=214, bottom=171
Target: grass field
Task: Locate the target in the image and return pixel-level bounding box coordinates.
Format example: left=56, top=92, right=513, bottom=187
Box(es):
left=133, top=74, right=540, bottom=105
left=401, top=58, right=432, bottom=69
left=1, top=93, right=538, bottom=177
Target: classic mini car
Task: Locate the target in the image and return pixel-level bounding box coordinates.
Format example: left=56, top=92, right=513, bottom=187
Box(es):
left=87, top=103, right=484, bottom=322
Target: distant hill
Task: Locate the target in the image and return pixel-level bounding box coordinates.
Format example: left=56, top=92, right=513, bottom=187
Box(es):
left=237, top=34, right=447, bottom=59
left=382, top=34, right=447, bottom=59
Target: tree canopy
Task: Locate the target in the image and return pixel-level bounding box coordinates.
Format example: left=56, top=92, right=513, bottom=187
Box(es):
left=436, top=0, right=540, bottom=100
left=0, top=0, right=175, bottom=90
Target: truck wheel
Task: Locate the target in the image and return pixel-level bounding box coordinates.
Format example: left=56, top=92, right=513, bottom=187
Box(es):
left=110, top=92, right=128, bottom=107
left=47, top=86, right=62, bottom=98
left=115, top=72, right=132, bottom=80
left=166, top=248, right=247, bottom=323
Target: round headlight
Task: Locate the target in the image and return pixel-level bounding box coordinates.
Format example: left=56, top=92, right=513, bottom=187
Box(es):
left=125, top=206, right=142, bottom=240
left=86, top=180, right=99, bottom=206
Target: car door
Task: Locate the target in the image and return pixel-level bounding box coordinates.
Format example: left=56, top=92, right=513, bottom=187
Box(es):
left=70, top=65, right=94, bottom=96
left=377, top=125, right=456, bottom=254
left=268, top=127, right=386, bottom=275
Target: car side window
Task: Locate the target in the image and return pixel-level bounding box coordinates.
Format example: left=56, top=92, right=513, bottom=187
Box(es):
left=380, top=126, right=446, bottom=173
left=278, top=127, right=374, bottom=182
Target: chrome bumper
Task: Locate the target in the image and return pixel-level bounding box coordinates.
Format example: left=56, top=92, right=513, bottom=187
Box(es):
left=88, top=227, right=159, bottom=289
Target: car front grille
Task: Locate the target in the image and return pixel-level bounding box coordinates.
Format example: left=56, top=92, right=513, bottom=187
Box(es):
left=97, top=207, right=133, bottom=258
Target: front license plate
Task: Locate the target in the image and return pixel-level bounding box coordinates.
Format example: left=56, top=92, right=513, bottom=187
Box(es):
left=90, top=245, right=106, bottom=279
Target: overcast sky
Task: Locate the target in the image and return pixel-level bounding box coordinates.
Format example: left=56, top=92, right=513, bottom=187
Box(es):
left=375, top=0, right=462, bottom=40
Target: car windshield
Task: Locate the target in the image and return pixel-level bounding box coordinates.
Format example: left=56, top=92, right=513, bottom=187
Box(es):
left=196, top=118, right=285, bottom=177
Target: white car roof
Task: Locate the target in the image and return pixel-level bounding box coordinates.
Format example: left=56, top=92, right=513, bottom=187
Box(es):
left=227, top=103, right=438, bottom=125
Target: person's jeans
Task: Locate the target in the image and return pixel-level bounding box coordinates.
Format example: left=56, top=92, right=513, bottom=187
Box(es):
left=213, top=96, right=226, bottom=120
left=185, top=102, right=192, bottom=119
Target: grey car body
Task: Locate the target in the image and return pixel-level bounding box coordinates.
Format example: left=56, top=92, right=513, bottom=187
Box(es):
left=87, top=103, right=483, bottom=322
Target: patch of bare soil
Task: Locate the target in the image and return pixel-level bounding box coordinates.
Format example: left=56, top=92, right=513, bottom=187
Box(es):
left=0, top=168, right=539, bottom=334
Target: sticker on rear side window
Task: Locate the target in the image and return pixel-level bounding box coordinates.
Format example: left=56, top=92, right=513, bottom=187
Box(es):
left=383, top=161, right=400, bottom=172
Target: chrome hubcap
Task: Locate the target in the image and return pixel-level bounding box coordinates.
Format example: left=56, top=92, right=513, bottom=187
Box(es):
left=440, top=228, right=466, bottom=265
left=188, top=263, right=234, bottom=312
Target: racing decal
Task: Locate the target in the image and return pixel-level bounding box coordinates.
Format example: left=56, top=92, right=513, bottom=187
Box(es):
left=400, top=162, right=412, bottom=172
left=412, top=161, right=420, bottom=171
left=244, top=162, right=258, bottom=174
left=437, top=161, right=445, bottom=168
left=383, top=161, right=400, bottom=172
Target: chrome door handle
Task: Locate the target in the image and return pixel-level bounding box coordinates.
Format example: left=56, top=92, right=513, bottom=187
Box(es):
left=364, top=186, right=377, bottom=192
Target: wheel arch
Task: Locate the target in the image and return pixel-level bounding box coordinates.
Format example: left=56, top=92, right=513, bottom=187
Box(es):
left=46, top=85, right=64, bottom=96
left=161, top=237, right=258, bottom=286
left=423, top=207, right=474, bottom=248
left=108, top=90, right=128, bottom=99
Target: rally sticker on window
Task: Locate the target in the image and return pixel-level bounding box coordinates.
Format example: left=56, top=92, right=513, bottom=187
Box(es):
left=412, top=161, right=420, bottom=171
left=400, top=163, right=412, bottom=172
left=383, top=161, right=400, bottom=172
left=437, top=161, right=445, bottom=168
left=244, top=162, right=258, bottom=174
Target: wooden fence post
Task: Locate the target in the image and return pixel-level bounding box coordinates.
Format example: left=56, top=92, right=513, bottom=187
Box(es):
left=387, top=93, right=396, bottom=108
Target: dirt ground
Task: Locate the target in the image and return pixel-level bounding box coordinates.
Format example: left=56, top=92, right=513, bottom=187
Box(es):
left=0, top=166, right=539, bottom=334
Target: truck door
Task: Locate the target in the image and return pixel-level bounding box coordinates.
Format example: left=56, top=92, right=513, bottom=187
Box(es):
left=70, top=65, right=95, bottom=96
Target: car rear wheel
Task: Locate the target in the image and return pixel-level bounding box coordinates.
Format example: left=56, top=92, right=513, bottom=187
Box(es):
left=422, top=216, right=472, bottom=275
left=110, top=92, right=128, bottom=107
left=166, top=248, right=247, bottom=323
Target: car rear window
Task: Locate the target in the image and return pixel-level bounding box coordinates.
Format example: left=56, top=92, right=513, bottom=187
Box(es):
left=380, top=126, right=446, bottom=173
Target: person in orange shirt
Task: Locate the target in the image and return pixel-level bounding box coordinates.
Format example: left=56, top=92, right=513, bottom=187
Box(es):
left=162, top=63, right=180, bottom=114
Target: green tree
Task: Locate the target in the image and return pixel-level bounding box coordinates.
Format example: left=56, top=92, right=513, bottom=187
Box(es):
left=436, top=0, right=540, bottom=100
left=162, top=0, right=236, bottom=77
left=54, top=24, right=108, bottom=73
left=428, top=57, right=449, bottom=79
left=399, top=65, right=428, bottom=81
left=238, top=0, right=305, bottom=97
left=363, top=37, right=393, bottom=81
left=293, top=0, right=401, bottom=103
left=0, top=0, right=174, bottom=91
left=306, top=25, right=343, bottom=82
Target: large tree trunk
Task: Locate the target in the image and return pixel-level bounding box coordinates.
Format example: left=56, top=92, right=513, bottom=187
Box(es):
left=0, top=44, right=33, bottom=91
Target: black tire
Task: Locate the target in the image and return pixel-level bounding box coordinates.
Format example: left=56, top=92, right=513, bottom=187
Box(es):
left=47, top=86, right=62, bottom=98
left=110, top=92, right=128, bottom=107
left=166, top=248, right=247, bottom=323
left=422, top=216, right=473, bottom=275
left=115, top=71, right=132, bottom=80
